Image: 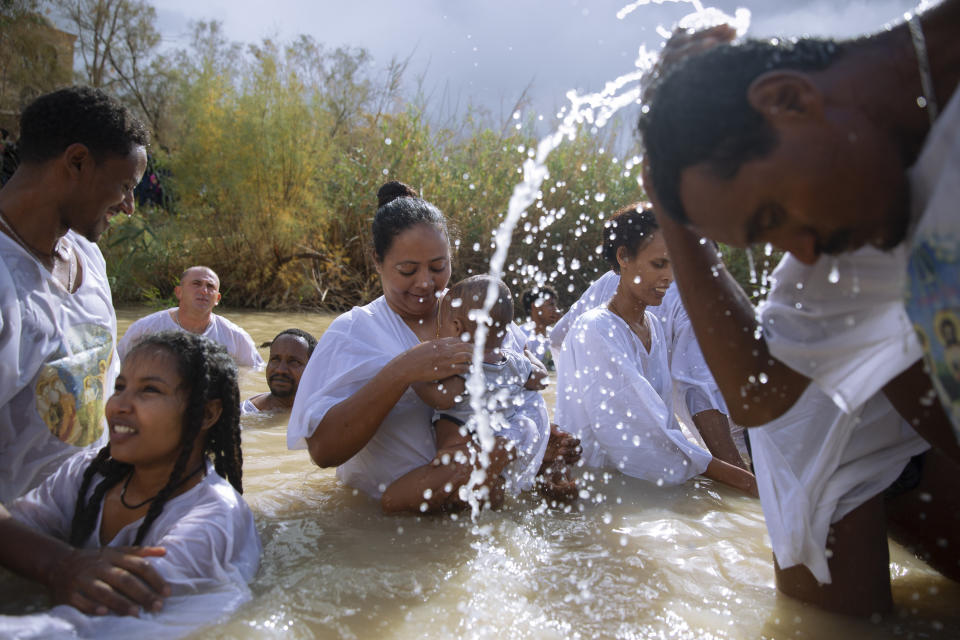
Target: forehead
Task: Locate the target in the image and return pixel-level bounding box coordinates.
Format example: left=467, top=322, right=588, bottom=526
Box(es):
left=98, top=145, right=148, bottom=179
left=123, top=345, right=179, bottom=378
left=678, top=163, right=758, bottom=247
left=270, top=334, right=309, bottom=357
left=182, top=268, right=220, bottom=287
left=384, top=223, right=449, bottom=263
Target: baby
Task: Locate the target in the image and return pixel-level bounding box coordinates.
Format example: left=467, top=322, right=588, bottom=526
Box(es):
left=430, top=275, right=546, bottom=463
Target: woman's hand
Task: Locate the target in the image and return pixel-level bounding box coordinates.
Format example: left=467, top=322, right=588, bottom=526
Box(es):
left=49, top=546, right=170, bottom=616
left=543, top=424, right=581, bottom=466
left=394, top=337, right=473, bottom=384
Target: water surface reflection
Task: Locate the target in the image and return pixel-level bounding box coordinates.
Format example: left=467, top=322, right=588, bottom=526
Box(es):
left=100, top=307, right=960, bottom=637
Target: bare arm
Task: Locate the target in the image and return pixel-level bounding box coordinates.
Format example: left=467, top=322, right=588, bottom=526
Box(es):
left=381, top=438, right=515, bottom=514
left=0, top=505, right=169, bottom=616
left=411, top=374, right=466, bottom=411
left=653, top=210, right=811, bottom=426
left=691, top=409, right=750, bottom=470
left=305, top=337, right=473, bottom=467
left=883, top=360, right=960, bottom=465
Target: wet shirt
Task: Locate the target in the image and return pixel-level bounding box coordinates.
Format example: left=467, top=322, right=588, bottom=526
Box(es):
left=554, top=306, right=712, bottom=484
left=0, top=230, right=115, bottom=503
left=118, top=309, right=264, bottom=368
left=905, top=87, right=960, bottom=442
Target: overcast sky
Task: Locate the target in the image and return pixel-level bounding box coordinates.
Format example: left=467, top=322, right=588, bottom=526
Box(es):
left=150, top=0, right=921, bottom=127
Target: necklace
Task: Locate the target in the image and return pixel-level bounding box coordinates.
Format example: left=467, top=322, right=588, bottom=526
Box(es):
left=0, top=207, right=76, bottom=289
left=120, top=463, right=206, bottom=510
left=907, top=12, right=939, bottom=125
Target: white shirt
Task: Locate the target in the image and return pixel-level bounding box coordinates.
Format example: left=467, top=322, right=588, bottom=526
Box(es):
left=288, top=296, right=548, bottom=499
left=555, top=306, right=712, bottom=484
left=118, top=309, right=264, bottom=368
left=5, top=448, right=261, bottom=638
left=0, top=230, right=115, bottom=503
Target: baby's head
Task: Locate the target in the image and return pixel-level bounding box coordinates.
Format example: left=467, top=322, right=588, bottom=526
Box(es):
left=439, top=275, right=513, bottom=350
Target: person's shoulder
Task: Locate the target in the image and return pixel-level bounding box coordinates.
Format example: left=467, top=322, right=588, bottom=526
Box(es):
left=576, top=305, right=615, bottom=330
left=328, top=296, right=387, bottom=332
left=127, top=308, right=172, bottom=329
left=211, top=313, right=249, bottom=334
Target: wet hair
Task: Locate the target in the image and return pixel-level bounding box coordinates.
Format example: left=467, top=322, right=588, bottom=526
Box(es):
left=18, top=86, right=149, bottom=165
left=639, top=38, right=844, bottom=224
left=521, top=285, right=558, bottom=316
left=602, top=204, right=659, bottom=274
left=261, top=328, right=318, bottom=357
left=443, top=275, right=513, bottom=348
left=69, top=332, right=243, bottom=546
left=372, top=181, right=450, bottom=263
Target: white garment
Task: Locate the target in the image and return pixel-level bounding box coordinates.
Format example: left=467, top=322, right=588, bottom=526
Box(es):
left=905, top=87, right=960, bottom=438
left=749, top=387, right=927, bottom=584
left=554, top=307, right=712, bottom=484
left=520, top=321, right=552, bottom=369
left=761, top=247, right=921, bottom=413
left=434, top=349, right=534, bottom=432
left=755, top=248, right=929, bottom=583
left=550, top=271, right=727, bottom=422
left=240, top=398, right=259, bottom=415
left=117, top=309, right=264, bottom=368
left=549, top=270, right=618, bottom=351
left=3, top=448, right=261, bottom=638
left=287, top=296, right=549, bottom=499
left=0, top=231, right=115, bottom=503
left=655, top=284, right=730, bottom=424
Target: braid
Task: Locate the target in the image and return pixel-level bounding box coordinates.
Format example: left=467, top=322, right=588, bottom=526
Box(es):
left=69, top=445, right=131, bottom=546
left=204, top=341, right=243, bottom=493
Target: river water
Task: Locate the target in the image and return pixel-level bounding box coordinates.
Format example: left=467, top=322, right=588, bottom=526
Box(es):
left=96, top=306, right=956, bottom=639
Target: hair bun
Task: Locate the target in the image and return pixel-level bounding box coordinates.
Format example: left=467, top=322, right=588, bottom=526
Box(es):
left=377, top=181, right=419, bottom=208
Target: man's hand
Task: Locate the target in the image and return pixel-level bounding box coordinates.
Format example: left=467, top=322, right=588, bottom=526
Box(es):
left=50, top=546, right=170, bottom=617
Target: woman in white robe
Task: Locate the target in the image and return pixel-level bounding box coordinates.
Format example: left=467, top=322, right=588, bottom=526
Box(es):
left=552, top=272, right=748, bottom=468
left=1, top=332, right=260, bottom=638
left=554, top=204, right=756, bottom=494
left=288, top=182, right=560, bottom=511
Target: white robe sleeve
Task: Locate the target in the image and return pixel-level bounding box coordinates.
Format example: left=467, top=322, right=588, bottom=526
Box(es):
left=555, top=310, right=711, bottom=485
left=549, top=270, right=619, bottom=350
left=288, top=309, right=395, bottom=449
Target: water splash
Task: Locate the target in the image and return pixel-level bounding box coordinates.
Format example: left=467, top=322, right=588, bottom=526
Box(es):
left=462, top=0, right=751, bottom=519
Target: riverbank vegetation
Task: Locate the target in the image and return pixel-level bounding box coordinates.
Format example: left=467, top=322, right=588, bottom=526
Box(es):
left=7, top=0, right=778, bottom=310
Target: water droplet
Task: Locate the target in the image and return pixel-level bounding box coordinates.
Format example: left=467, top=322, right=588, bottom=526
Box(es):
left=827, top=259, right=840, bottom=284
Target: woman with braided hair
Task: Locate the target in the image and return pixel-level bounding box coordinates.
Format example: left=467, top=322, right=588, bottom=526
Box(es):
left=1, top=332, right=260, bottom=638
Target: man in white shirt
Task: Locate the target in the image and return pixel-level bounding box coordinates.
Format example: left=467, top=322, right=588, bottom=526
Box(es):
left=119, top=266, right=264, bottom=367
left=0, top=86, right=169, bottom=617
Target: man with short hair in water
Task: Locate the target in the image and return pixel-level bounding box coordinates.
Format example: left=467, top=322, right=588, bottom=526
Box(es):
left=119, top=266, right=264, bottom=367
left=243, top=329, right=317, bottom=414
left=0, top=86, right=169, bottom=616
left=639, top=3, right=960, bottom=616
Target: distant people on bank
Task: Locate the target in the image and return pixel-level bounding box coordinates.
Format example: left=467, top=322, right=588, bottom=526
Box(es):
left=553, top=204, right=756, bottom=496
left=3, top=333, right=261, bottom=637
left=118, top=266, right=264, bottom=368
left=520, top=285, right=562, bottom=371
left=242, top=329, right=317, bottom=415
left=288, top=181, right=575, bottom=513
left=382, top=275, right=575, bottom=513
left=0, top=128, right=18, bottom=186
left=0, top=86, right=174, bottom=616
